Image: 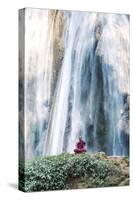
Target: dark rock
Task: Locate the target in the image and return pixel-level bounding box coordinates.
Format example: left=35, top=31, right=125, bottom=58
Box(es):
left=43, top=100, right=49, bottom=107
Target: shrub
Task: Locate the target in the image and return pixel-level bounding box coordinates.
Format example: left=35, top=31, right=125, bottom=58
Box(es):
left=19, top=153, right=128, bottom=192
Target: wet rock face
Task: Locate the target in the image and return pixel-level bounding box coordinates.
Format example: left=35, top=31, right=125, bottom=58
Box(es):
left=95, top=24, right=103, bottom=41
left=49, top=10, right=65, bottom=92
left=120, top=93, right=129, bottom=135
left=118, top=93, right=129, bottom=155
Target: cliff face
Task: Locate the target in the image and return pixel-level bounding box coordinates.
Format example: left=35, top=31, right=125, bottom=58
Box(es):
left=118, top=94, right=129, bottom=155
left=48, top=10, right=65, bottom=92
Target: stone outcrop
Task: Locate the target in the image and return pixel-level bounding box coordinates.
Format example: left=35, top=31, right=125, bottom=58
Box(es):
left=49, top=10, right=65, bottom=92
left=118, top=93, right=129, bottom=154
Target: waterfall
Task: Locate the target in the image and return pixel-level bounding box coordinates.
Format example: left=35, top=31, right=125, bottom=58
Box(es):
left=44, top=12, right=129, bottom=156
left=25, top=9, right=54, bottom=159
left=96, top=14, right=129, bottom=155
left=43, top=12, right=91, bottom=155
left=24, top=10, right=129, bottom=159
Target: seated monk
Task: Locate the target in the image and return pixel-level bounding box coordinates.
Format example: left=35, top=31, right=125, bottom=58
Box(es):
left=74, top=136, right=87, bottom=154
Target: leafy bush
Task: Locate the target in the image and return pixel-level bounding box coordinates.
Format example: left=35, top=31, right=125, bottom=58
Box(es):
left=19, top=153, right=128, bottom=192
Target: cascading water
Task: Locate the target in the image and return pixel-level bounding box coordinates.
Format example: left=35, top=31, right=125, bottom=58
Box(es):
left=96, top=14, right=129, bottom=155
left=44, top=12, right=129, bottom=156
left=25, top=11, right=129, bottom=160
left=43, top=12, right=88, bottom=155
left=25, top=9, right=54, bottom=159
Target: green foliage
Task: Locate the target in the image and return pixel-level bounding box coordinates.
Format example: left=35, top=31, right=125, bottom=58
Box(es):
left=19, top=153, right=128, bottom=192
left=122, top=156, right=129, bottom=165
